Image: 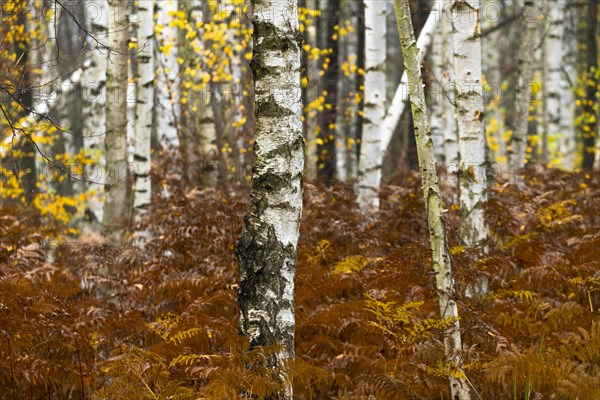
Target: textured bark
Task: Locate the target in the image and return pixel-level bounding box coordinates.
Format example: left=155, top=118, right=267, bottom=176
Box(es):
left=103, top=0, right=132, bottom=239
left=380, top=10, right=437, bottom=153
left=82, top=0, right=108, bottom=228
left=236, top=0, right=304, bottom=398
left=317, top=0, right=339, bottom=186
left=155, top=0, right=181, bottom=148
left=541, top=0, right=563, bottom=165
left=394, top=1, right=471, bottom=398
left=508, top=0, right=540, bottom=172
left=356, top=0, right=386, bottom=210
left=451, top=0, right=490, bottom=250
left=133, top=0, right=154, bottom=222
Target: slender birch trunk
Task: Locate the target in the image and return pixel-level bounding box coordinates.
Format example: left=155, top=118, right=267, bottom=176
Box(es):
left=451, top=0, right=490, bottom=249
left=103, top=0, right=132, bottom=239
left=155, top=0, right=181, bottom=148
left=508, top=0, right=540, bottom=173
left=133, top=0, right=154, bottom=223
left=380, top=10, right=437, bottom=153
left=236, top=0, right=304, bottom=398
left=82, top=0, right=108, bottom=228
left=394, top=1, right=471, bottom=398
left=441, top=0, right=458, bottom=173
left=541, top=0, right=563, bottom=165
left=357, top=0, right=386, bottom=210
left=559, top=1, right=577, bottom=170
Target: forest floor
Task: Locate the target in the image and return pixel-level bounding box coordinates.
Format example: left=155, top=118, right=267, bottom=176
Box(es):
left=1, top=168, right=599, bottom=399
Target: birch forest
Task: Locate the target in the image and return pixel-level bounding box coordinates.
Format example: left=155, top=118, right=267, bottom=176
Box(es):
left=1, top=0, right=600, bottom=398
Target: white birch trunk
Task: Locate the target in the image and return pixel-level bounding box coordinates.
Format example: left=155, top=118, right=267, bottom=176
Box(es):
left=102, top=0, right=132, bottom=239
left=541, top=0, right=563, bottom=165
left=155, top=0, right=180, bottom=148
left=236, top=1, right=304, bottom=398
left=394, top=1, right=471, bottom=397
left=380, top=9, right=438, bottom=153
left=357, top=0, right=386, bottom=210
left=133, top=0, right=154, bottom=222
left=451, top=0, right=490, bottom=249
left=441, top=0, right=458, bottom=172
left=509, top=0, right=540, bottom=172
left=558, top=1, right=576, bottom=170
left=82, top=0, right=108, bottom=228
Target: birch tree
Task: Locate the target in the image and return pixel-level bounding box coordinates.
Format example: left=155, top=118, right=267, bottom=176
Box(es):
left=394, top=0, right=471, bottom=397
left=357, top=0, right=386, bottom=210
left=236, top=0, right=304, bottom=398
left=428, top=0, right=445, bottom=164
left=133, top=0, right=154, bottom=222
left=155, top=0, right=181, bottom=148
left=451, top=0, right=489, bottom=249
left=82, top=0, right=108, bottom=228
left=103, top=0, right=132, bottom=239
left=508, top=0, right=540, bottom=173
left=541, top=0, right=564, bottom=165
left=559, top=1, right=577, bottom=170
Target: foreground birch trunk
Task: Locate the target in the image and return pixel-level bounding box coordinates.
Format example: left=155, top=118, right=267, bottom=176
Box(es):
left=103, top=0, right=132, bottom=239
left=508, top=0, right=540, bottom=173
left=133, top=0, right=154, bottom=223
left=394, top=0, right=471, bottom=398
left=451, top=0, right=490, bottom=250
left=236, top=0, right=304, bottom=398
left=357, top=0, right=386, bottom=210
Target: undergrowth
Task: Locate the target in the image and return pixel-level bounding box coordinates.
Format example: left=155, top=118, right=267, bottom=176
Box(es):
left=0, top=167, right=599, bottom=399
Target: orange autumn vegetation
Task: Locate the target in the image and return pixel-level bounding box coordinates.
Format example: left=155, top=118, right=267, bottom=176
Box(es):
left=0, top=167, right=599, bottom=399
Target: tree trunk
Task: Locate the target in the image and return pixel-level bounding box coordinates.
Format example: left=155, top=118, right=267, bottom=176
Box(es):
left=541, top=0, right=563, bottom=166
left=133, top=0, right=154, bottom=225
left=82, top=0, right=108, bottom=230
left=103, top=0, right=132, bottom=239
left=357, top=0, right=386, bottom=210
left=559, top=1, right=578, bottom=170
left=155, top=0, right=181, bottom=149
left=236, top=0, right=304, bottom=398
left=508, top=0, right=540, bottom=173
left=451, top=0, right=490, bottom=250
left=393, top=0, right=471, bottom=398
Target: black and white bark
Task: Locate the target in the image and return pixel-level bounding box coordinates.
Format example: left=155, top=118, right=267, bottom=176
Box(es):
left=451, top=0, right=490, bottom=250
left=394, top=0, right=471, bottom=398
left=236, top=0, right=304, bottom=398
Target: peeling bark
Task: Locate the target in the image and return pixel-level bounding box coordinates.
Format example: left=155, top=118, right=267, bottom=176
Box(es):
left=236, top=1, right=304, bottom=398
left=451, top=0, right=490, bottom=250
